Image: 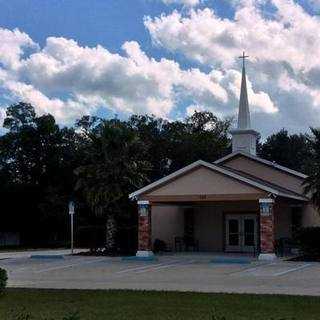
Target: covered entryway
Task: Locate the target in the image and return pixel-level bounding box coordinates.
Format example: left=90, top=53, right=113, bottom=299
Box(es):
left=150, top=201, right=260, bottom=253
left=130, top=160, right=308, bottom=260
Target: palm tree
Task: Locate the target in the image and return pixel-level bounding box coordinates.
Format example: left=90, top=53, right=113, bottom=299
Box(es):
left=303, top=128, right=320, bottom=212
left=75, top=118, right=150, bottom=253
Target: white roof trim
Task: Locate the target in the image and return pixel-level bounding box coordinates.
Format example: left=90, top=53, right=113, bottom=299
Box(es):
left=215, top=151, right=308, bottom=179
left=129, top=160, right=307, bottom=201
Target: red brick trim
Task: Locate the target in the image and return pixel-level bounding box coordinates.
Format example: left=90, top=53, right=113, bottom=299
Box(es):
left=259, top=200, right=275, bottom=254
left=138, top=205, right=151, bottom=251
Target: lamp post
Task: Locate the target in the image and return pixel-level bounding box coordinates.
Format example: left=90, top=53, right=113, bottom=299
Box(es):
left=69, top=201, right=75, bottom=254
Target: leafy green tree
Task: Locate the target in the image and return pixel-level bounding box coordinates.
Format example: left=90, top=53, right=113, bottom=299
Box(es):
left=162, top=111, right=231, bottom=173
left=74, top=118, right=150, bottom=252
left=129, top=111, right=231, bottom=181
left=3, top=102, right=36, bottom=132
left=128, top=115, right=169, bottom=181
left=303, top=128, right=320, bottom=212
left=0, top=102, right=80, bottom=245
left=259, top=129, right=311, bottom=173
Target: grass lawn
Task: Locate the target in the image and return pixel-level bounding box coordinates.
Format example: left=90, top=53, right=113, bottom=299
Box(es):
left=1, top=289, right=320, bottom=320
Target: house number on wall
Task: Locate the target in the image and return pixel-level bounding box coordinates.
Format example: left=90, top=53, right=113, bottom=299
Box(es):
left=138, top=201, right=149, bottom=217
left=259, top=199, right=274, bottom=216
left=260, top=202, right=271, bottom=216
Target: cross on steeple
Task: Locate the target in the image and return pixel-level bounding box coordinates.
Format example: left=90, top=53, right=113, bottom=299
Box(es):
left=239, top=51, right=249, bottom=69
left=230, top=50, right=259, bottom=155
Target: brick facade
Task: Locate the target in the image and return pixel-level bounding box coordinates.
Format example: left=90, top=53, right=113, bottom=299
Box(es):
left=138, top=202, right=152, bottom=251
left=259, top=199, right=275, bottom=254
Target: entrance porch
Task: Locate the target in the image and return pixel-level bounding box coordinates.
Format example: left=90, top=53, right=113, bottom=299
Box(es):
left=136, top=198, right=302, bottom=260
left=130, top=160, right=307, bottom=260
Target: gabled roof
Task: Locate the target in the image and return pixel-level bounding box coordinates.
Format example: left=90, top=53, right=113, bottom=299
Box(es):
left=129, top=160, right=308, bottom=201
left=215, top=151, right=308, bottom=179
left=221, top=165, right=308, bottom=201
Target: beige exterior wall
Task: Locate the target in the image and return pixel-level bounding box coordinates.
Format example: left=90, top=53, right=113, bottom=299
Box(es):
left=151, top=205, right=184, bottom=250
left=148, top=166, right=263, bottom=196
left=151, top=201, right=260, bottom=252
left=146, top=160, right=320, bottom=253
left=223, top=156, right=305, bottom=194
left=194, top=206, right=223, bottom=251
left=302, top=204, right=320, bottom=227
left=274, top=201, right=292, bottom=239
left=274, top=202, right=320, bottom=237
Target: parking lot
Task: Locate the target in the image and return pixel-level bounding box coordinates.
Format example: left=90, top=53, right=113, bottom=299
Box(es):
left=1, top=253, right=320, bottom=296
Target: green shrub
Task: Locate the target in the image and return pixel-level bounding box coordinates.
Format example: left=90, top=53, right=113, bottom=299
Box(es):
left=77, top=225, right=105, bottom=252
left=297, top=227, right=320, bottom=257
left=0, top=268, right=7, bottom=292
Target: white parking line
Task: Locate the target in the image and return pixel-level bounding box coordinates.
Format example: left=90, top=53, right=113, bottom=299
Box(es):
left=273, top=264, right=312, bottom=277
left=10, top=260, right=69, bottom=273
left=115, top=262, right=176, bottom=274
left=135, top=260, right=196, bottom=273
left=0, top=258, right=58, bottom=273
left=35, top=258, right=106, bottom=273
left=229, top=262, right=275, bottom=275
left=11, top=266, right=35, bottom=273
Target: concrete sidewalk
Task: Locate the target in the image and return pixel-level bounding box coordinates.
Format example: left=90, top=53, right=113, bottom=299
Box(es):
left=0, top=248, right=87, bottom=260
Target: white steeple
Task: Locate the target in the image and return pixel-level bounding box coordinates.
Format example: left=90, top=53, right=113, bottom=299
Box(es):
left=238, top=56, right=251, bottom=129
left=230, top=52, right=259, bottom=155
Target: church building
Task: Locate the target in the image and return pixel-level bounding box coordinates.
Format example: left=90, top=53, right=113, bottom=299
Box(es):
left=129, top=54, right=320, bottom=261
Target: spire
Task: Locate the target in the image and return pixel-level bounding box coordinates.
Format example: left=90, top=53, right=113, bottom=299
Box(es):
left=230, top=51, right=259, bottom=156
left=238, top=52, right=251, bottom=129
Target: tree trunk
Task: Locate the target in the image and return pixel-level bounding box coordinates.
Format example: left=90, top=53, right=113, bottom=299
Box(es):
left=105, top=215, right=117, bottom=253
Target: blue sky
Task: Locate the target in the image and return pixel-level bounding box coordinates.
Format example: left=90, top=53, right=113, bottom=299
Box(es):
left=0, top=0, right=234, bottom=68
left=0, top=0, right=320, bottom=137
left=0, top=1, right=233, bottom=48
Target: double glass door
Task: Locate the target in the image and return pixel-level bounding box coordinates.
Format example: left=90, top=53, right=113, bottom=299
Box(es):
left=225, top=214, right=257, bottom=253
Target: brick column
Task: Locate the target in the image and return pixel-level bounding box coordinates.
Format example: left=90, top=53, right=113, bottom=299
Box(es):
left=136, top=200, right=154, bottom=257
left=258, top=198, right=277, bottom=261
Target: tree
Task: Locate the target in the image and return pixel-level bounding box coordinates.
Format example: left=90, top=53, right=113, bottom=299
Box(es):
left=0, top=102, right=81, bottom=245
left=162, top=111, right=231, bottom=173
left=303, top=128, right=320, bottom=212
left=259, top=129, right=311, bottom=173
left=3, top=102, right=36, bottom=132
left=129, top=111, right=232, bottom=181
left=74, top=118, right=150, bottom=252
left=128, top=114, right=169, bottom=181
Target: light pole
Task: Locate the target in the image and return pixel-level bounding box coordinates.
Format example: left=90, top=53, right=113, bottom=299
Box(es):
left=69, top=201, right=75, bottom=254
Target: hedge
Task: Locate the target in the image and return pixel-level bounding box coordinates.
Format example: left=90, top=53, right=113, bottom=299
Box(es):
left=76, top=225, right=105, bottom=252
left=0, top=268, right=7, bottom=292
left=297, top=227, right=320, bottom=258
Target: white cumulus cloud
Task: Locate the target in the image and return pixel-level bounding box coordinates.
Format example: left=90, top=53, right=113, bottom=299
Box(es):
left=2, top=0, right=317, bottom=136
left=145, top=1, right=320, bottom=70
left=0, top=27, right=236, bottom=125
left=145, top=0, right=320, bottom=135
